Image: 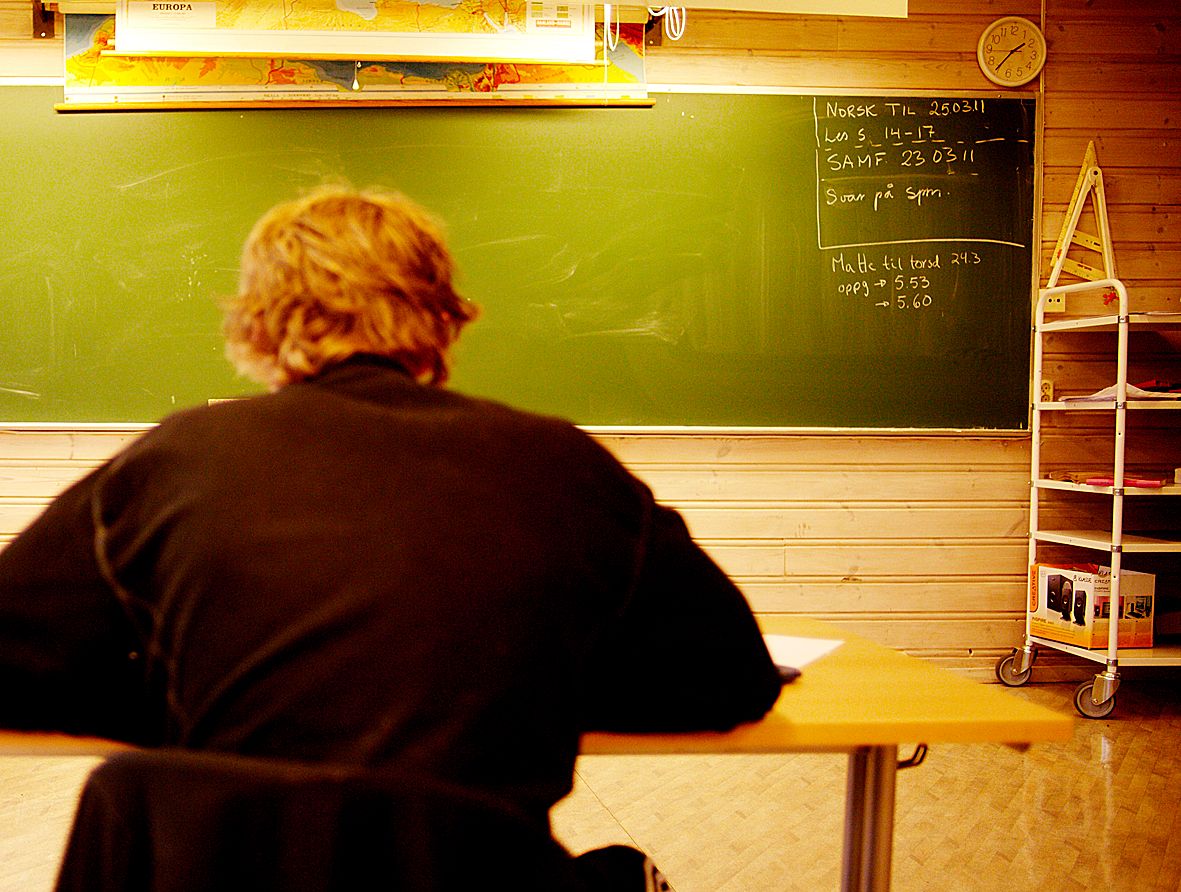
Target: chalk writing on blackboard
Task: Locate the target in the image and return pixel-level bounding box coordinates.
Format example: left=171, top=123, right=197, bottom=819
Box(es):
left=812, top=95, right=1033, bottom=320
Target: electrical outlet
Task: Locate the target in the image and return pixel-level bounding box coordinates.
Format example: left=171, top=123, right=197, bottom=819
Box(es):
left=1044, top=293, right=1065, bottom=312
left=1040, top=380, right=1054, bottom=402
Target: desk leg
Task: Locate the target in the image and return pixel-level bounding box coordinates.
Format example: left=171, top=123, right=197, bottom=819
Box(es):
left=841, top=745, right=897, bottom=892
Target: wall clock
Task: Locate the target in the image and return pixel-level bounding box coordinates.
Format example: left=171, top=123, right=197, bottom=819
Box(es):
left=977, top=16, right=1047, bottom=88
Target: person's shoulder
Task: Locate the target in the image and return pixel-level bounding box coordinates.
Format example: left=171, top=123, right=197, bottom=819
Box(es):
left=457, top=393, right=650, bottom=494
left=449, top=390, right=606, bottom=452
left=116, top=395, right=272, bottom=461
left=158, top=394, right=266, bottom=432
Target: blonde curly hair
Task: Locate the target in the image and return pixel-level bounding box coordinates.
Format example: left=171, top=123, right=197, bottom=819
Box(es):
left=223, top=185, right=478, bottom=389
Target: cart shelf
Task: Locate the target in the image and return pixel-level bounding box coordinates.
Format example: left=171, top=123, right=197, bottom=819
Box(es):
left=1028, top=635, right=1181, bottom=668
left=1036, top=480, right=1181, bottom=496
left=1039, top=312, right=1181, bottom=333
left=1003, top=278, right=1181, bottom=717
left=1031, top=529, right=1181, bottom=552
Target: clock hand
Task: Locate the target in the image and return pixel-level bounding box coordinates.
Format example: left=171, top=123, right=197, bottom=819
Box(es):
left=996, top=42, right=1027, bottom=68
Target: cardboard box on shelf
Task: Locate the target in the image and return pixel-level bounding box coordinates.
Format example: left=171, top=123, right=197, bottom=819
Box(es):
left=1029, top=564, right=1155, bottom=649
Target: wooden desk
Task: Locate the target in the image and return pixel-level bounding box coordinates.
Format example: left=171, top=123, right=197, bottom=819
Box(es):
left=582, top=616, right=1074, bottom=892
left=2, top=617, right=1072, bottom=892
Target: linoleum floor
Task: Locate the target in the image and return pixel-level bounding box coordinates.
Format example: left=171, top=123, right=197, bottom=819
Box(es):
left=2, top=681, right=1178, bottom=891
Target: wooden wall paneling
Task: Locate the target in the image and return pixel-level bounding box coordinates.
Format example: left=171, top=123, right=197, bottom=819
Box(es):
left=1042, top=208, right=1178, bottom=246
left=740, top=579, right=1026, bottom=615
left=680, top=506, right=1029, bottom=540
left=0, top=431, right=139, bottom=460
left=597, top=433, right=1030, bottom=466
left=647, top=1, right=1042, bottom=90
left=1040, top=245, right=1181, bottom=281
left=632, top=466, right=1030, bottom=502
left=1037, top=422, right=1181, bottom=461
left=1041, top=170, right=1181, bottom=207
left=0, top=1, right=32, bottom=37
left=0, top=461, right=102, bottom=498
left=778, top=542, right=1028, bottom=578
left=699, top=543, right=786, bottom=577
left=0, top=431, right=132, bottom=546
left=1040, top=0, right=1181, bottom=336
left=1043, top=99, right=1181, bottom=135
left=1046, top=286, right=1180, bottom=316
left=656, top=2, right=1040, bottom=57
left=0, top=0, right=61, bottom=80
left=644, top=52, right=1003, bottom=91
left=1045, top=18, right=1181, bottom=58
left=669, top=10, right=999, bottom=54
left=1038, top=342, right=1181, bottom=399
left=669, top=11, right=843, bottom=51
left=827, top=616, right=1027, bottom=652
left=1042, top=135, right=1181, bottom=171
left=0, top=501, right=49, bottom=538
left=1043, top=63, right=1181, bottom=95
left=1050, top=0, right=1181, bottom=15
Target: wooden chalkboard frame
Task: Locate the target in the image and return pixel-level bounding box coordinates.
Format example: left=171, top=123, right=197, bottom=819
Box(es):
left=0, top=86, right=1039, bottom=431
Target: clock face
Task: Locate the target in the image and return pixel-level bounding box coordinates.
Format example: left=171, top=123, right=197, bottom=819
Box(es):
left=978, top=17, right=1046, bottom=87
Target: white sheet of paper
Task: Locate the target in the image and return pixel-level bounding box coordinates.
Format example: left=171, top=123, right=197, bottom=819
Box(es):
left=763, top=634, right=843, bottom=669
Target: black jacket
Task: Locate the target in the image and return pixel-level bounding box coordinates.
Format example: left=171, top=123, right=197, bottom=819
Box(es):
left=55, top=749, right=640, bottom=892
left=0, top=356, right=781, bottom=821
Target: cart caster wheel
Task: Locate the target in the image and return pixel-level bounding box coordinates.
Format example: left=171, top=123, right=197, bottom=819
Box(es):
left=1074, top=680, right=1116, bottom=719
left=995, top=651, right=1032, bottom=687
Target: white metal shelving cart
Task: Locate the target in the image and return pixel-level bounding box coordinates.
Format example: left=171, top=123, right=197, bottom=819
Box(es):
left=996, top=278, right=1181, bottom=718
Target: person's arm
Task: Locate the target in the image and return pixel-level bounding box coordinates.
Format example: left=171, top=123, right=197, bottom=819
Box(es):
left=0, top=471, right=153, bottom=741
left=581, top=499, right=783, bottom=733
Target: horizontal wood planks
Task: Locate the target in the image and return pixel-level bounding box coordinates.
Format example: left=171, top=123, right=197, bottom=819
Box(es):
left=0, top=430, right=1038, bottom=678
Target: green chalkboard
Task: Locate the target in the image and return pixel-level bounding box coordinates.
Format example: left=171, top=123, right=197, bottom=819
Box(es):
left=0, top=87, right=1036, bottom=427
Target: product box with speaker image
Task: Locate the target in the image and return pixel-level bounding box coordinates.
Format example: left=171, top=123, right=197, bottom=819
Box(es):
left=1029, top=564, right=1155, bottom=648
